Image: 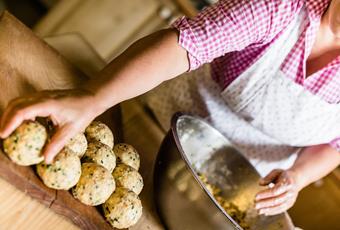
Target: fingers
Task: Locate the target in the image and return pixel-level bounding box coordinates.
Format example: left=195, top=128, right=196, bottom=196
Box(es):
left=256, top=196, right=295, bottom=216
left=257, top=203, right=289, bottom=216
left=259, top=169, right=283, bottom=185
left=256, top=181, right=292, bottom=201
left=0, top=96, right=69, bottom=164
left=0, top=98, right=26, bottom=133
left=43, top=125, right=75, bottom=164
left=0, top=90, right=92, bottom=164
left=0, top=100, right=52, bottom=138
left=256, top=170, right=298, bottom=216
left=255, top=191, right=293, bottom=211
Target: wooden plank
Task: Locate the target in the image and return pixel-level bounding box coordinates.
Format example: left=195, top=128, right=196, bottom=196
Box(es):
left=34, top=0, right=161, bottom=60
left=0, top=11, right=117, bottom=230
left=37, top=0, right=59, bottom=8
left=0, top=178, right=78, bottom=230
left=108, top=11, right=168, bottom=60
left=173, top=0, right=198, bottom=17
left=51, top=190, right=112, bottom=230
left=34, top=0, right=83, bottom=35
left=107, top=0, right=180, bottom=59
left=0, top=149, right=112, bottom=230
left=0, top=150, right=55, bottom=208
left=43, top=33, right=106, bottom=77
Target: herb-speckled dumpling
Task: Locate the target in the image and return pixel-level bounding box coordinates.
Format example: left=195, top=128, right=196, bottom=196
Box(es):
left=37, top=148, right=81, bottom=190
left=103, top=187, right=142, bottom=229
left=112, top=163, right=143, bottom=195
left=72, top=163, right=115, bottom=206
left=85, top=121, right=114, bottom=148
left=113, top=143, right=140, bottom=170
left=3, top=121, right=47, bottom=166
left=82, top=141, right=116, bottom=172
left=65, top=133, right=87, bottom=158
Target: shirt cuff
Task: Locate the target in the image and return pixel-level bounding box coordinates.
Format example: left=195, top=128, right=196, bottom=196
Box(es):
left=329, top=138, right=340, bottom=152
left=172, top=16, right=202, bottom=71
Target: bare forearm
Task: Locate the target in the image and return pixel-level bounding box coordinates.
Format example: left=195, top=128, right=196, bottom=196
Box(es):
left=84, top=29, right=188, bottom=112
left=0, top=28, right=189, bottom=162
left=289, top=144, right=340, bottom=190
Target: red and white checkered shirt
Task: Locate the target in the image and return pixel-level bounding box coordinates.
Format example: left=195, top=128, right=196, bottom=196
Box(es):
left=172, top=0, right=340, bottom=150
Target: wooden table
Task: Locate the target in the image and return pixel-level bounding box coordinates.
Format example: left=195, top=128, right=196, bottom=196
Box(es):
left=0, top=14, right=164, bottom=230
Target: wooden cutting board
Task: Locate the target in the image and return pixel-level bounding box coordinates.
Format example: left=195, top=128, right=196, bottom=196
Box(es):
left=0, top=11, right=122, bottom=230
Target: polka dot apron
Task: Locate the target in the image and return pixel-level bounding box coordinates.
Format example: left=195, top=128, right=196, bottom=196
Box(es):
left=144, top=8, right=340, bottom=176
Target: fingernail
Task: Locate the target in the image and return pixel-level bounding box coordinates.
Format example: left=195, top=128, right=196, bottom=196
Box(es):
left=255, top=204, right=261, bottom=209
left=259, top=209, right=264, bottom=215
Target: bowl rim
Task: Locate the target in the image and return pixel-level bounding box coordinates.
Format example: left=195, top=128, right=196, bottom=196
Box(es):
left=170, top=112, right=244, bottom=230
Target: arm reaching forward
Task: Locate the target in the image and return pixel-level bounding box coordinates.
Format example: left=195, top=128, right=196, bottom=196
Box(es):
left=0, top=29, right=188, bottom=163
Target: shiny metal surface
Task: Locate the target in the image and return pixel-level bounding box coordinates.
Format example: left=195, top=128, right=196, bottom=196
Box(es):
left=154, top=113, right=294, bottom=230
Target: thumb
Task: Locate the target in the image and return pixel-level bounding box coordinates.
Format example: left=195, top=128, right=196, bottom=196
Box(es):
left=43, top=125, right=75, bottom=164
left=259, top=169, right=283, bottom=186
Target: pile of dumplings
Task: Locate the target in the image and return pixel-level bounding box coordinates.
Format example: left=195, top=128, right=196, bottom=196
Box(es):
left=2, top=120, right=143, bottom=229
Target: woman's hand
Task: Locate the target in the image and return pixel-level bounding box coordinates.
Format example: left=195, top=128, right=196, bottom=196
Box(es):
left=255, top=169, right=302, bottom=216
left=0, top=89, right=104, bottom=164
left=255, top=144, right=340, bottom=216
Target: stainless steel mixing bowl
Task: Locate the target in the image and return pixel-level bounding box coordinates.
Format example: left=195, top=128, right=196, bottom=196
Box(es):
left=154, top=113, right=294, bottom=230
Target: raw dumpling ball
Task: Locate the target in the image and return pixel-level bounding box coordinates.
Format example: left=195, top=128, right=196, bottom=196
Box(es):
left=112, top=164, right=143, bottom=195
left=65, top=133, right=87, bottom=158
left=85, top=121, right=114, bottom=148
left=3, top=121, right=47, bottom=166
left=103, top=187, right=142, bottom=229
left=72, top=163, right=116, bottom=206
left=113, top=143, right=140, bottom=170
left=82, top=141, right=116, bottom=172
left=37, top=148, right=81, bottom=190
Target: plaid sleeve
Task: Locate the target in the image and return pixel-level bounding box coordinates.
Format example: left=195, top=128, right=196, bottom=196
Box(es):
left=330, top=138, right=340, bottom=152
left=172, top=0, right=302, bottom=71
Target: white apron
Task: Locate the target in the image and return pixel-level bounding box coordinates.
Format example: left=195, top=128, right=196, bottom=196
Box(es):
left=144, top=8, right=340, bottom=176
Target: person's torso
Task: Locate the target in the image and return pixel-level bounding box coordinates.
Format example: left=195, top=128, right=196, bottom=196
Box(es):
left=211, top=0, right=340, bottom=104
left=218, top=6, right=340, bottom=147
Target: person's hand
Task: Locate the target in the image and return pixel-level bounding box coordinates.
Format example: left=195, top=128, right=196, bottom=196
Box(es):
left=0, top=89, right=104, bottom=164
left=255, top=169, right=303, bottom=216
